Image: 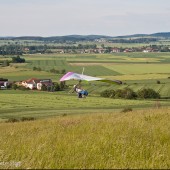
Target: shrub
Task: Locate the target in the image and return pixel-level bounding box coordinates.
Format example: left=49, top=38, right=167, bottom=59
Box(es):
left=100, top=90, right=114, bottom=98
left=33, top=66, right=37, bottom=71
left=41, top=84, right=47, bottom=91
left=101, top=88, right=136, bottom=99
left=60, top=81, right=67, bottom=90
left=33, top=67, right=42, bottom=71
left=53, top=83, right=60, bottom=91
left=109, top=90, right=116, bottom=98
left=6, top=118, right=19, bottom=123
left=20, top=117, right=35, bottom=122
left=114, top=89, right=124, bottom=98
left=61, top=69, right=66, bottom=74
left=157, top=80, right=161, bottom=84
left=121, top=107, right=133, bottom=113
left=137, top=88, right=160, bottom=99
left=50, top=69, right=60, bottom=74
left=121, top=88, right=137, bottom=99
left=11, top=56, right=25, bottom=63
left=12, top=84, right=18, bottom=90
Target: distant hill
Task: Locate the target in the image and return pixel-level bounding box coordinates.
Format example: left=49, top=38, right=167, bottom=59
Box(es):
left=114, top=32, right=170, bottom=39
left=150, top=32, right=170, bottom=38
left=10, top=35, right=112, bottom=42
left=0, top=32, right=170, bottom=42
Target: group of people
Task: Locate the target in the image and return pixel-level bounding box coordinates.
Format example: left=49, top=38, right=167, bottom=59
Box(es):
left=72, top=82, right=88, bottom=98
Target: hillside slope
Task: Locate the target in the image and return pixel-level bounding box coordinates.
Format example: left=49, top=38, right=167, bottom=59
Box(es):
left=0, top=108, right=170, bottom=169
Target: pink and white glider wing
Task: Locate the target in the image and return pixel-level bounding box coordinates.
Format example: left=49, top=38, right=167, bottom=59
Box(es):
left=60, top=72, right=122, bottom=84
left=60, top=72, right=103, bottom=81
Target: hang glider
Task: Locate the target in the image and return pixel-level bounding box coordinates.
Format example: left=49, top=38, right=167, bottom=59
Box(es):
left=60, top=72, right=122, bottom=85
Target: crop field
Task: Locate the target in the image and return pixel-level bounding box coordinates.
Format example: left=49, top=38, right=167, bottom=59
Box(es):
left=26, top=59, right=121, bottom=76
left=0, top=53, right=170, bottom=111
left=0, top=53, right=170, bottom=96
left=105, top=64, right=170, bottom=74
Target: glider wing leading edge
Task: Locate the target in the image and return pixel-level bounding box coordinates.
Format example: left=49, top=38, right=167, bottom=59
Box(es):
left=60, top=72, right=122, bottom=85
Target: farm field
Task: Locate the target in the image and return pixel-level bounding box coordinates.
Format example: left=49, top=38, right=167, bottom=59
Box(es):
left=0, top=53, right=170, bottom=120
left=0, top=52, right=170, bottom=169
left=0, top=108, right=170, bottom=169
left=0, top=90, right=170, bottom=122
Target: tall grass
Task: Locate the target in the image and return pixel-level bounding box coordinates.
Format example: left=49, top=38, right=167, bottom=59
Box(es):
left=0, top=108, right=169, bottom=169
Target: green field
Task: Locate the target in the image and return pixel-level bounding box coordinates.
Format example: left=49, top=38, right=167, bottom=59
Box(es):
left=0, top=53, right=170, bottom=97
left=1, top=90, right=169, bottom=121
left=0, top=53, right=170, bottom=169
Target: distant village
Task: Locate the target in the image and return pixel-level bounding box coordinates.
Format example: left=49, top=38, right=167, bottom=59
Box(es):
left=1, top=43, right=170, bottom=56
left=21, top=45, right=170, bottom=54
left=0, top=78, right=66, bottom=91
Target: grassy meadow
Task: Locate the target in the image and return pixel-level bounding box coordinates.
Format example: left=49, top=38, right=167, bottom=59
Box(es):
left=0, top=108, right=170, bottom=169
left=0, top=90, right=169, bottom=122
left=0, top=52, right=170, bottom=168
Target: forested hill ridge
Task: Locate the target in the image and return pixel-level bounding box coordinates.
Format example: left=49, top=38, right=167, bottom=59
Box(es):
left=0, top=32, right=170, bottom=42
left=0, top=35, right=111, bottom=41
left=115, top=32, right=170, bottom=39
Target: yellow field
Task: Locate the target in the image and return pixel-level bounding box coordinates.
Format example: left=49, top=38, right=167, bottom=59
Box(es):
left=0, top=108, right=169, bottom=169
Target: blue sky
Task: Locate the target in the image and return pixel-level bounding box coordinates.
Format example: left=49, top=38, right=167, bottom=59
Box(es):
left=0, top=0, right=170, bottom=36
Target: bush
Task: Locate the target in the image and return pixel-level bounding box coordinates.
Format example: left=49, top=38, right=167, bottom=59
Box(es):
left=101, top=88, right=136, bottom=99
left=33, top=67, right=42, bottom=71
left=157, top=80, right=161, bottom=84
left=121, top=107, right=133, bottom=113
left=12, top=84, right=18, bottom=90
left=137, top=88, right=160, bottom=99
left=60, top=81, right=67, bottom=90
left=100, top=90, right=115, bottom=98
left=6, top=117, right=36, bottom=123
left=61, top=69, right=66, bottom=74
left=11, top=56, right=25, bottom=63
left=53, top=83, right=60, bottom=91
left=114, top=89, right=124, bottom=98
left=41, top=84, right=47, bottom=91
left=114, top=88, right=136, bottom=99
left=20, top=117, right=35, bottom=122
left=50, top=69, right=60, bottom=74
left=6, top=118, right=19, bottom=123
left=121, top=88, right=137, bottom=99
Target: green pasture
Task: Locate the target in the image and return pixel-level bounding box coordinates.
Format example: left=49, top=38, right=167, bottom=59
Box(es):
left=82, top=82, right=170, bottom=98
left=0, top=68, right=60, bottom=81
left=26, top=59, right=120, bottom=76
left=1, top=53, right=170, bottom=99
left=105, top=64, right=170, bottom=74
left=0, top=90, right=169, bottom=121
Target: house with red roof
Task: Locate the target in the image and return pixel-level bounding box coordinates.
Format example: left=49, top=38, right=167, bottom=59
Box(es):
left=22, top=78, right=53, bottom=90
left=22, top=78, right=40, bottom=89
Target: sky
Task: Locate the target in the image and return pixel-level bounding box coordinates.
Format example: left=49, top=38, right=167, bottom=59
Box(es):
left=0, top=0, right=170, bottom=36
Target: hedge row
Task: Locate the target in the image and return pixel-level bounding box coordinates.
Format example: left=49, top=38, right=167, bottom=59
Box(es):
left=100, top=88, right=160, bottom=99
